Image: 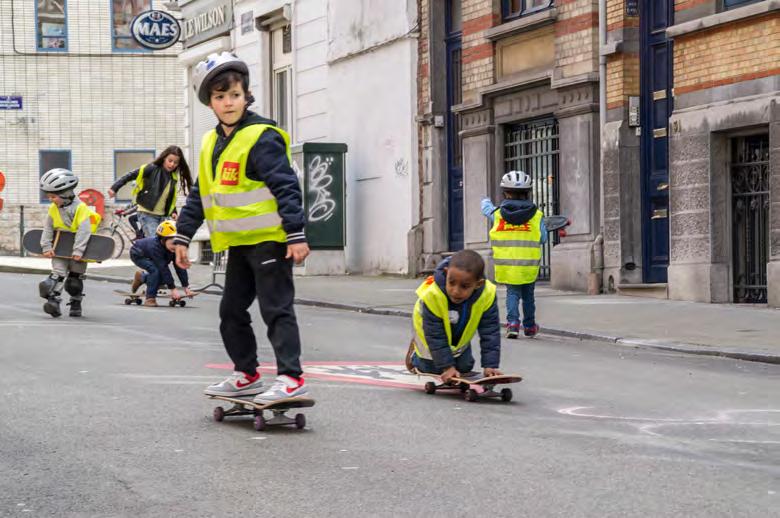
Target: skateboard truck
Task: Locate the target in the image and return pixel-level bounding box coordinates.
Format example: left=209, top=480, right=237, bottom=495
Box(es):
left=209, top=395, right=314, bottom=431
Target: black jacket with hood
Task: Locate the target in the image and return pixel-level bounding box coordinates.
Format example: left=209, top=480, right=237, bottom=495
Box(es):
left=174, top=111, right=306, bottom=246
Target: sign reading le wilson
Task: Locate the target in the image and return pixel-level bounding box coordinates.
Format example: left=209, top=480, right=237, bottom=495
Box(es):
left=130, top=10, right=181, bottom=50
left=184, top=5, right=228, bottom=41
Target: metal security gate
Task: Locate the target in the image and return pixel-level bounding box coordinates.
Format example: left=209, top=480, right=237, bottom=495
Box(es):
left=504, top=119, right=560, bottom=281
left=732, top=135, right=770, bottom=303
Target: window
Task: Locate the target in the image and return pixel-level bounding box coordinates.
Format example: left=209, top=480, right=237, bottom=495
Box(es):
left=114, top=150, right=155, bottom=202
left=36, top=0, right=68, bottom=51
left=502, top=0, right=553, bottom=21
left=447, top=0, right=462, bottom=34
left=724, top=0, right=762, bottom=9
left=39, top=150, right=71, bottom=203
left=271, top=24, right=293, bottom=133
left=112, top=0, right=152, bottom=51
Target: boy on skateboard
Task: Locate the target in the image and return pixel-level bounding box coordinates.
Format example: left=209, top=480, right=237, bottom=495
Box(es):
left=405, top=249, right=502, bottom=383
left=481, top=171, right=546, bottom=338
left=38, top=168, right=101, bottom=318
left=173, top=52, right=310, bottom=404
left=129, top=220, right=193, bottom=307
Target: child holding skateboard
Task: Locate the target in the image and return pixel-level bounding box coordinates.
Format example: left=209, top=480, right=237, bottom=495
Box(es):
left=129, top=220, right=193, bottom=307
left=172, top=52, right=310, bottom=404
left=481, top=171, right=546, bottom=338
left=405, top=249, right=502, bottom=383
left=38, top=168, right=101, bottom=318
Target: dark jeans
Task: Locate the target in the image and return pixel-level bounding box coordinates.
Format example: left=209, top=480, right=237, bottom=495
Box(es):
left=220, top=242, right=303, bottom=378
left=506, top=282, right=536, bottom=328
left=412, top=346, right=475, bottom=375
left=130, top=253, right=162, bottom=299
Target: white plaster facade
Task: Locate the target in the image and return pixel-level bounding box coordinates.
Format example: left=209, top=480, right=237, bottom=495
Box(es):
left=178, top=0, right=419, bottom=274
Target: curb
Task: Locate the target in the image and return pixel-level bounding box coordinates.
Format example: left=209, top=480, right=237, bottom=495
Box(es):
left=2, top=265, right=778, bottom=365
left=293, top=299, right=780, bottom=365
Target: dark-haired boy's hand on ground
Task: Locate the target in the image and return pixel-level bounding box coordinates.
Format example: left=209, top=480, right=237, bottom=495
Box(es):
left=440, top=366, right=460, bottom=383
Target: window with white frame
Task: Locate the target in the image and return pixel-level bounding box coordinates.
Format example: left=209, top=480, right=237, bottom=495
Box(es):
left=37, top=0, right=68, bottom=51
left=271, top=24, right=293, bottom=133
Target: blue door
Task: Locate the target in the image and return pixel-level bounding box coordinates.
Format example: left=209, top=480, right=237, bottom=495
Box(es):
left=640, top=0, right=673, bottom=282
left=446, top=0, right=463, bottom=250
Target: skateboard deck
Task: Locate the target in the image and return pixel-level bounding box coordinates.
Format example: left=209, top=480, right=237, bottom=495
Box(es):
left=114, top=289, right=200, bottom=307
left=23, top=229, right=115, bottom=262
left=207, top=395, right=316, bottom=431
left=415, top=370, right=522, bottom=402
left=543, top=215, right=570, bottom=232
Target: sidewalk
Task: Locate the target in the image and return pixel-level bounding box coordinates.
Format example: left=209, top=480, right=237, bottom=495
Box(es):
left=2, top=256, right=778, bottom=364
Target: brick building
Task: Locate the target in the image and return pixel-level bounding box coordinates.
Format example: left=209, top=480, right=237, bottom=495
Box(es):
left=414, top=0, right=603, bottom=291
left=603, top=0, right=780, bottom=304
left=0, top=0, right=184, bottom=254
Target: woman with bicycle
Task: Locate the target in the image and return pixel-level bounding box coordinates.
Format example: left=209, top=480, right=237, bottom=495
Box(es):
left=108, top=146, right=192, bottom=238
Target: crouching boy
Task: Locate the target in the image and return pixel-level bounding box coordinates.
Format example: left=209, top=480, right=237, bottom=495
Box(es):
left=405, top=250, right=502, bottom=382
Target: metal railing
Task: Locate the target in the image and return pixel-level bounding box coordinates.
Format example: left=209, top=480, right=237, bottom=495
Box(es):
left=503, top=118, right=560, bottom=281
left=731, top=134, right=769, bottom=303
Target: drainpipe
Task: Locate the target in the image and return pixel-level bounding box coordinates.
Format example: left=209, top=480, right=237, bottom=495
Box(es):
left=592, top=0, right=607, bottom=294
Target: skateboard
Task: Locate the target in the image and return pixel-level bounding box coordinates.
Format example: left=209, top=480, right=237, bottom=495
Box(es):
left=543, top=215, right=570, bottom=232
left=415, top=370, right=522, bottom=402
left=23, top=229, right=115, bottom=262
left=208, top=395, right=316, bottom=431
left=113, top=289, right=200, bottom=307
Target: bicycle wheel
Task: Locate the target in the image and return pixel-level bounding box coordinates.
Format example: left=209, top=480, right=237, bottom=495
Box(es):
left=97, top=227, right=125, bottom=259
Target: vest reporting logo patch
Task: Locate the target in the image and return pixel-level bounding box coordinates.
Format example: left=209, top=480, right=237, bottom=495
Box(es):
left=496, top=219, right=531, bottom=232
left=220, top=162, right=240, bottom=186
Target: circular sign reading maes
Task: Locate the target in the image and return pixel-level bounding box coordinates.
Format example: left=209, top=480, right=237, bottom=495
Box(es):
left=130, top=10, right=181, bottom=50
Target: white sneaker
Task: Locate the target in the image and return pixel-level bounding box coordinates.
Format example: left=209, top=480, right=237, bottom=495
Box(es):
left=253, top=375, right=307, bottom=404
left=204, top=371, right=263, bottom=397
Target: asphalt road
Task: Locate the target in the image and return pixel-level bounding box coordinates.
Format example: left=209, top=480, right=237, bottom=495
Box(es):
left=0, top=273, right=777, bottom=517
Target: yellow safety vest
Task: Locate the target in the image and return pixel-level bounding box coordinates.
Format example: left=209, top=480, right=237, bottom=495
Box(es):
left=199, top=124, right=291, bottom=253
left=48, top=201, right=101, bottom=233
left=412, top=276, right=497, bottom=360
left=489, top=210, right=543, bottom=284
left=132, top=164, right=179, bottom=216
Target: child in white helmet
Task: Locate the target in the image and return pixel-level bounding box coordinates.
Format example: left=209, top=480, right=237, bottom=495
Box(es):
left=38, top=168, right=101, bottom=318
left=481, top=171, right=547, bottom=338
left=173, top=52, right=310, bottom=404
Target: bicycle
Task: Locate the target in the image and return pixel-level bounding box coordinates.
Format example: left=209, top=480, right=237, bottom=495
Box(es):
left=97, top=204, right=143, bottom=259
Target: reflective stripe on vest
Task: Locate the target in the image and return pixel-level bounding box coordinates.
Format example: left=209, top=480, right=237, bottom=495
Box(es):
left=132, top=164, right=179, bottom=216
left=198, top=124, right=290, bottom=252
left=48, top=201, right=101, bottom=233
left=489, top=210, right=543, bottom=285
left=411, top=276, right=497, bottom=360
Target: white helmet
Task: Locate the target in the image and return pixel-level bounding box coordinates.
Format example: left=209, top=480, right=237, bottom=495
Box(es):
left=40, top=168, right=78, bottom=194
left=193, top=52, right=249, bottom=105
left=500, top=170, right=532, bottom=191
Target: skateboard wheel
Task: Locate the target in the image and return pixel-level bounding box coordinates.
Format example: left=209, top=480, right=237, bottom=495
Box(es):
left=500, top=388, right=513, bottom=402
left=294, top=413, right=306, bottom=429
left=254, top=414, right=267, bottom=431
left=424, top=381, right=436, bottom=394
left=169, top=300, right=176, bottom=307
left=213, top=406, right=225, bottom=422
left=179, top=300, right=186, bottom=307
left=465, top=389, right=479, bottom=402
left=135, top=298, right=142, bottom=305
left=124, top=298, right=131, bottom=305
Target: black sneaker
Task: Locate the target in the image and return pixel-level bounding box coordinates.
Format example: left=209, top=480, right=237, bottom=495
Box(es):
left=43, top=298, right=62, bottom=318
left=68, top=299, right=82, bottom=317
